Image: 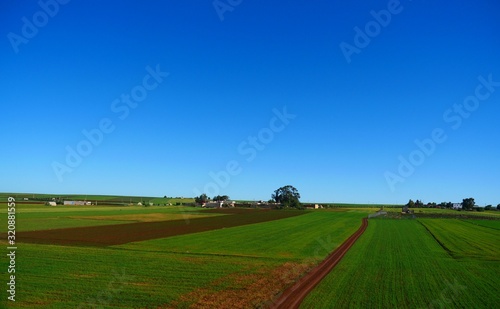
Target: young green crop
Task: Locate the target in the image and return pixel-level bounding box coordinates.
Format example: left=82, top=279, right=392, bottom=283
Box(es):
left=0, top=204, right=212, bottom=232
left=461, top=219, right=500, bottom=230
left=5, top=242, right=279, bottom=308
left=301, top=219, right=499, bottom=308
left=115, top=211, right=366, bottom=260
left=3, top=209, right=365, bottom=308
left=419, top=218, right=500, bottom=260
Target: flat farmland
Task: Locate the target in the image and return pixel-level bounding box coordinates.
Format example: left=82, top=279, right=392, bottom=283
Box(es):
left=5, top=202, right=497, bottom=308
left=1, top=241, right=282, bottom=308
left=14, top=208, right=306, bottom=246
left=1, top=204, right=368, bottom=308
left=0, top=204, right=211, bottom=232
left=419, top=218, right=500, bottom=260
left=384, top=207, right=500, bottom=218
left=460, top=219, right=500, bottom=230
left=301, top=218, right=499, bottom=308
left=115, top=211, right=366, bottom=259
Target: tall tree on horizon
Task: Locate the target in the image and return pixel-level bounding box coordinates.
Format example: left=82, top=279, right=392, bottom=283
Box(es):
left=272, top=185, right=301, bottom=209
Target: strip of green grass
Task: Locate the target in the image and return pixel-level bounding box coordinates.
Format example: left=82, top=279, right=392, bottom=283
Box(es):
left=461, top=219, right=500, bottom=230
left=0, top=204, right=211, bottom=232
left=115, top=211, right=366, bottom=260
left=5, top=210, right=365, bottom=308
left=385, top=207, right=500, bottom=218
left=419, top=219, right=500, bottom=260
left=3, top=242, right=283, bottom=309
left=301, top=219, right=499, bottom=308
left=329, top=203, right=402, bottom=208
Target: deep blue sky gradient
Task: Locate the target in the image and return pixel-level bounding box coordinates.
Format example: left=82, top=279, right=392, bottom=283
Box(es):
left=1, top=0, right=499, bottom=204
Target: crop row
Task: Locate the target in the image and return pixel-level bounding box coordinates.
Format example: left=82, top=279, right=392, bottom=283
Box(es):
left=301, top=219, right=499, bottom=308
left=6, top=210, right=365, bottom=308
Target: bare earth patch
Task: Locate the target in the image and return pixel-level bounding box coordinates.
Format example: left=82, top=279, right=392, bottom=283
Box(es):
left=12, top=209, right=305, bottom=246
left=167, top=262, right=314, bottom=309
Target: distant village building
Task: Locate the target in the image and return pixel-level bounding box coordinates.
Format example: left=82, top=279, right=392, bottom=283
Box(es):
left=203, top=200, right=235, bottom=208
left=452, top=203, right=462, bottom=210
left=304, top=204, right=323, bottom=210
left=258, top=203, right=278, bottom=209
left=401, top=206, right=414, bottom=214
left=63, top=201, right=90, bottom=206
left=204, top=201, right=223, bottom=208
left=368, top=210, right=387, bottom=218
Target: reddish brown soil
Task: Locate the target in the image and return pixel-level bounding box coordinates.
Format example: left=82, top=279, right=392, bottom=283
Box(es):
left=271, top=218, right=368, bottom=309
left=13, top=209, right=305, bottom=247
left=167, top=262, right=313, bottom=309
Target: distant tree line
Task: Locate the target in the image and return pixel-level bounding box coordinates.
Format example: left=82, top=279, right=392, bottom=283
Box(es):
left=405, top=197, right=499, bottom=211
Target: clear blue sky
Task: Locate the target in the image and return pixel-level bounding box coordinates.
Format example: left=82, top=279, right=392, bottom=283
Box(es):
left=1, top=0, right=499, bottom=205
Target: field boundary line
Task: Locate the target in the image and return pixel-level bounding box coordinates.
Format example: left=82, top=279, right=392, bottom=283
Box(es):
left=417, top=220, right=455, bottom=258
left=108, top=246, right=292, bottom=260
left=460, top=219, right=500, bottom=231
left=271, top=217, right=368, bottom=309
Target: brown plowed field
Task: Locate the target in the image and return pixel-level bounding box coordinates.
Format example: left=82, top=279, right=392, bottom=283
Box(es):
left=14, top=209, right=305, bottom=247
left=271, top=218, right=368, bottom=309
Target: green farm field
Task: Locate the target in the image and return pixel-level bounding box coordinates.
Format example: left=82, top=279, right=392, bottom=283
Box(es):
left=1, top=203, right=369, bottom=308
left=301, top=218, right=500, bottom=308
left=2, top=200, right=499, bottom=308
left=461, top=219, right=500, bottom=230
left=384, top=206, right=500, bottom=218
left=0, top=203, right=216, bottom=232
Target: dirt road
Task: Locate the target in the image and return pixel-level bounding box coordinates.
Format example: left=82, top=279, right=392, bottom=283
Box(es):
left=271, top=217, right=368, bottom=309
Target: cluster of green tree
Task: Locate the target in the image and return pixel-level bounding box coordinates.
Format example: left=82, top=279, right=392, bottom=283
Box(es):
left=406, top=199, right=424, bottom=208
left=194, top=185, right=303, bottom=209
left=194, top=194, right=231, bottom=205
left=271, top=185, right=301, bottom=209
left=406, top=197, right=499, bottom=211
left=213, top=195, right=229, bottom=202
left=194, top=194, right=209, bottom=205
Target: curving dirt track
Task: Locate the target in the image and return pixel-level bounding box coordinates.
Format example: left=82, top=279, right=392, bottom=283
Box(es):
left=271, top=218, right=368, bottom=309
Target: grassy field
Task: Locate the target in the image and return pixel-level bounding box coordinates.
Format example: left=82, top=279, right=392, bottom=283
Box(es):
left=0, top=203, right=214, bottom=232
left=419, top=219, right=500, bottom=260
left=2, top=198, right=498, bottom=308
left=461, top=219, right=500, bottom=230
left=2, top=241, right=281, bottom=308
left=326, top=203, right=402, bottom=208
left=1, top=204, right=368, bottom=308
left=385, top=206, right=500, bottom=218
left=115, top=211, right=366, bottom=260
left=301, top=218, right=499, bottom=308
left=14, top=209, right=307, bottom=246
